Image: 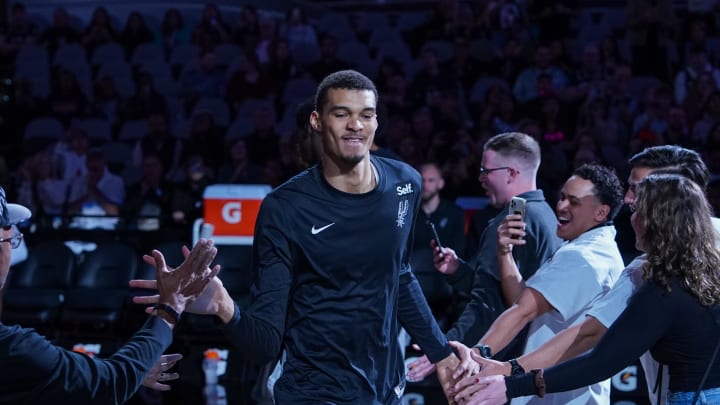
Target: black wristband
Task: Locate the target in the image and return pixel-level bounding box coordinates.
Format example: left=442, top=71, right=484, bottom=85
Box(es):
left=531, top=369, right=546, bottom=398
left=509, top=358, right=526, bottom=375
left=473, top=343, right=493, bottom=358
left=155, top=303, right=181, bottom=324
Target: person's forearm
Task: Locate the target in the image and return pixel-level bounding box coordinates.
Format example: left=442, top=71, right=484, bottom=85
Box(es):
left=216, top=288, right=236, bottom=324
left=557, top=317, right=607, bottom=362
left=498, top=251, right=524, bottom=306
left=480, top=305, right=533, bottom=355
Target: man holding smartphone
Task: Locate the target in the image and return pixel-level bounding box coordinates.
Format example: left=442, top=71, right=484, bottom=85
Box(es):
left=408, top=132, right=562, bottom=381
left=453, top=164, right=626, bottom=404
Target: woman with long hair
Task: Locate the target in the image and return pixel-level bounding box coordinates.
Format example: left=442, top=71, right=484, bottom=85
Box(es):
left=459, top=174, right=720, bottom=405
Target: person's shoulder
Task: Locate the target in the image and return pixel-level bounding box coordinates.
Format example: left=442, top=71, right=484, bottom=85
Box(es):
left=373, top=155, right=420, bottom=182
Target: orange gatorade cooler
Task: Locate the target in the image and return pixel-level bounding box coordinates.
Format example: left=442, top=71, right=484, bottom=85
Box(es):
left=198, top=184, right=272, bottom=245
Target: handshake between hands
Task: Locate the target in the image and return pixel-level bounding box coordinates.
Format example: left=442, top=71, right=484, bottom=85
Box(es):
left=409, top=341, right=510, bottom=405
left=130, top=239, right=234, bottom=391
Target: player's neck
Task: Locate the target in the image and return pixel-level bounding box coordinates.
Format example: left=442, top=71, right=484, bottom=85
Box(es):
left=322, top=157, right=377, bottom=194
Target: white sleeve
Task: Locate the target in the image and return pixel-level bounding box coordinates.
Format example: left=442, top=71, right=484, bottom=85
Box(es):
left=586, top=256, right=646, bottom=327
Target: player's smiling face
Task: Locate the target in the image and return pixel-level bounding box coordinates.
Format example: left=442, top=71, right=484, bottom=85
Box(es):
left=311, top=88, right=378, bottom=166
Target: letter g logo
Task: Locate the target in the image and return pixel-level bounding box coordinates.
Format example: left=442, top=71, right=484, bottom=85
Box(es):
left=222, top=202, right=242, bottom=224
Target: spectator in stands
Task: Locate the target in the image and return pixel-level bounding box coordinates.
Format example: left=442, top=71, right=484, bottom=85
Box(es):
left=291, top=97, right=322, bottom=169
left=232, top=5, right=260, bottom=54
left=631, top=86, right=672, bottom=153
left=216, top=138, right=263, bottom=184
left=192, top=2, right=231, bottom=51
left=661, top=105, right=693, bottom=148
left=183, top=110, right=225, bottom=172
left=280, top=6, right=317, bottom=48
left=0, top=2, right=39, bottom=60
left=16, top=149, right=67, bottom=221
left=683, top=71, right=719, bottom=123
left=692, top=91, right=720, bottom=145
left=90, top=73, right=124, bottom=126
left=244, top=103, right=280, bottom=166
left=441, top=37, right=483, bottom=90
left=626, top=0, right=676, bottom=81
left=307, top=34, right=351, bottom=83
left=48, top=69, right=88, bottom=124
left=529, top=0, right=577, bottom=43
left=513, top=44, right=568, bottom=105
left=157, top=8, right=191, bottom=57
left=410, top=46, right=454, bottom=108
left=564, top=43, right=605, bottom=104
left=577, top=97, right=628, bottom=170
left=38, top=7, right=81, bottom=55
left=170, top=153, right=213, bottom=234
left=132, top=111, right=184, bottom=182
left=81, top=6, right=118, bottom=53
left=379, top=68, right=412, bottom=117
left=56, top=126, right=90, bottom=183
left=264, top=38, right=299, bottom=95
left=598, top=35, right=625, bottom=73
left=120, top=71, right=167, bottom=121
left=411, top=162, right=467, bottom=326
left=66, top=148, right=125, bottom=230
left=179, top=48, right=225, bottom=106
left=123, top=153, right=174, bottom=231
left=119, top=11, right=155, bottom=59
left=589, top=64, right=637, bottom=127
left=674, top=46, right=720, bottom=104
left=701, top=121, right=720, bottom=175
left=225, top=54, right=273, bottom=111
left=253, top=15, right=278, bottom=65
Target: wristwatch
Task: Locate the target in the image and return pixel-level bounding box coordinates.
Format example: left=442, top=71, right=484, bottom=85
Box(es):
left=473, top=343, right=493, bottom=358
left=508, top=358, right=526, bottom=376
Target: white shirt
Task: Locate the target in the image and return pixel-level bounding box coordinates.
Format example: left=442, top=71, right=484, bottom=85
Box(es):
left=514, top=225, right=625, bottom=405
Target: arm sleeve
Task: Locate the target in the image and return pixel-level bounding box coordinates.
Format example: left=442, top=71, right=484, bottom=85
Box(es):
left=507, top=282, right=673, bottom=398
left=221, top=195, right=292, bottom=365
left=399, top=268, right=453, bottom=363
left=400, top=188, right=452, bottom=363
left=1, top=316, right=172, bottom=404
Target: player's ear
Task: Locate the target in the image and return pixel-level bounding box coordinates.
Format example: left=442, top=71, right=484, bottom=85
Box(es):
left=310, top=111, right=322, bottom=132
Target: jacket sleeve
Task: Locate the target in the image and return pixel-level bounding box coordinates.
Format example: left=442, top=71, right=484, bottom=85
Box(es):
left=0, top=316, right=172, bottom=404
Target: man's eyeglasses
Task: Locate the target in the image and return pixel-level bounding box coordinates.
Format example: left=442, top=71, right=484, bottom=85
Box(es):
left=478, top=166, right=511, bottom=177
left=0, top=232, right=23, bottom=249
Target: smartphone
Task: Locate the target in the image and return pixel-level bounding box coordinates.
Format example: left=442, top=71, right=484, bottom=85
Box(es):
left=508, top=196, right=527, bottom=219
left=429, top=221, right=444, bottom=250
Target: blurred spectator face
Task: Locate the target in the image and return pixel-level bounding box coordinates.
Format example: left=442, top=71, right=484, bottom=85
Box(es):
left=91, top=7, right=110, bottom=26
left=582, top=44, right=600, bottom=68
left=421, top=49, right=438, bottom=70
left=612, top=66, right=632, bottom=92
left=142, top=155, right=164, bottom=185
left=573, top=147, right=600, bottom=168
left=535, top=46, right=552, bottom=69
left=421, top=164, right=444, bottom=202
left=289, top=7, right=304, bottom=24
left=537, top=75, right=554, bottom=97
left=148, top=114, right=168, bottom=136
left=259, top=17, right=276, bottom=38
left=128, top=13, right=143, bottom=31
left=411, top=109, right=434, bottom=137
left=202, top=3, right=220, bottom=22
left=163, top=9, right=183, bottom=29
left=696, top=73, right=719, bottom=94
left=542, top=96, right=560, bottom=118
left=11, top=4, right=27, bottom=23
left=667, top=107, right=686, bottom=130
left=689, top=20, right=707, bottom=43
left=191, top=111, right=213, bottom=132
left=53, top=8, right=71, bottom=27
left=230, top=138, right=248, bottom=162
left=689, top=50, right=709, bottom=72
left=97, top=76, right=117, bottom=97
left=86, top=153, right=106, bottom=183
left=68, top=130, right=89, bottom=154
left=254, top=106, right=275, bottom=131
left=200, top=52, right=218, bottom=71
left=320, top=35, right=338, bottom=58
left=388, top=73, right=407, bottom=93
left=274, top=40, right=290, bottom=59
left=59, top=70, right=77, bottom=92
